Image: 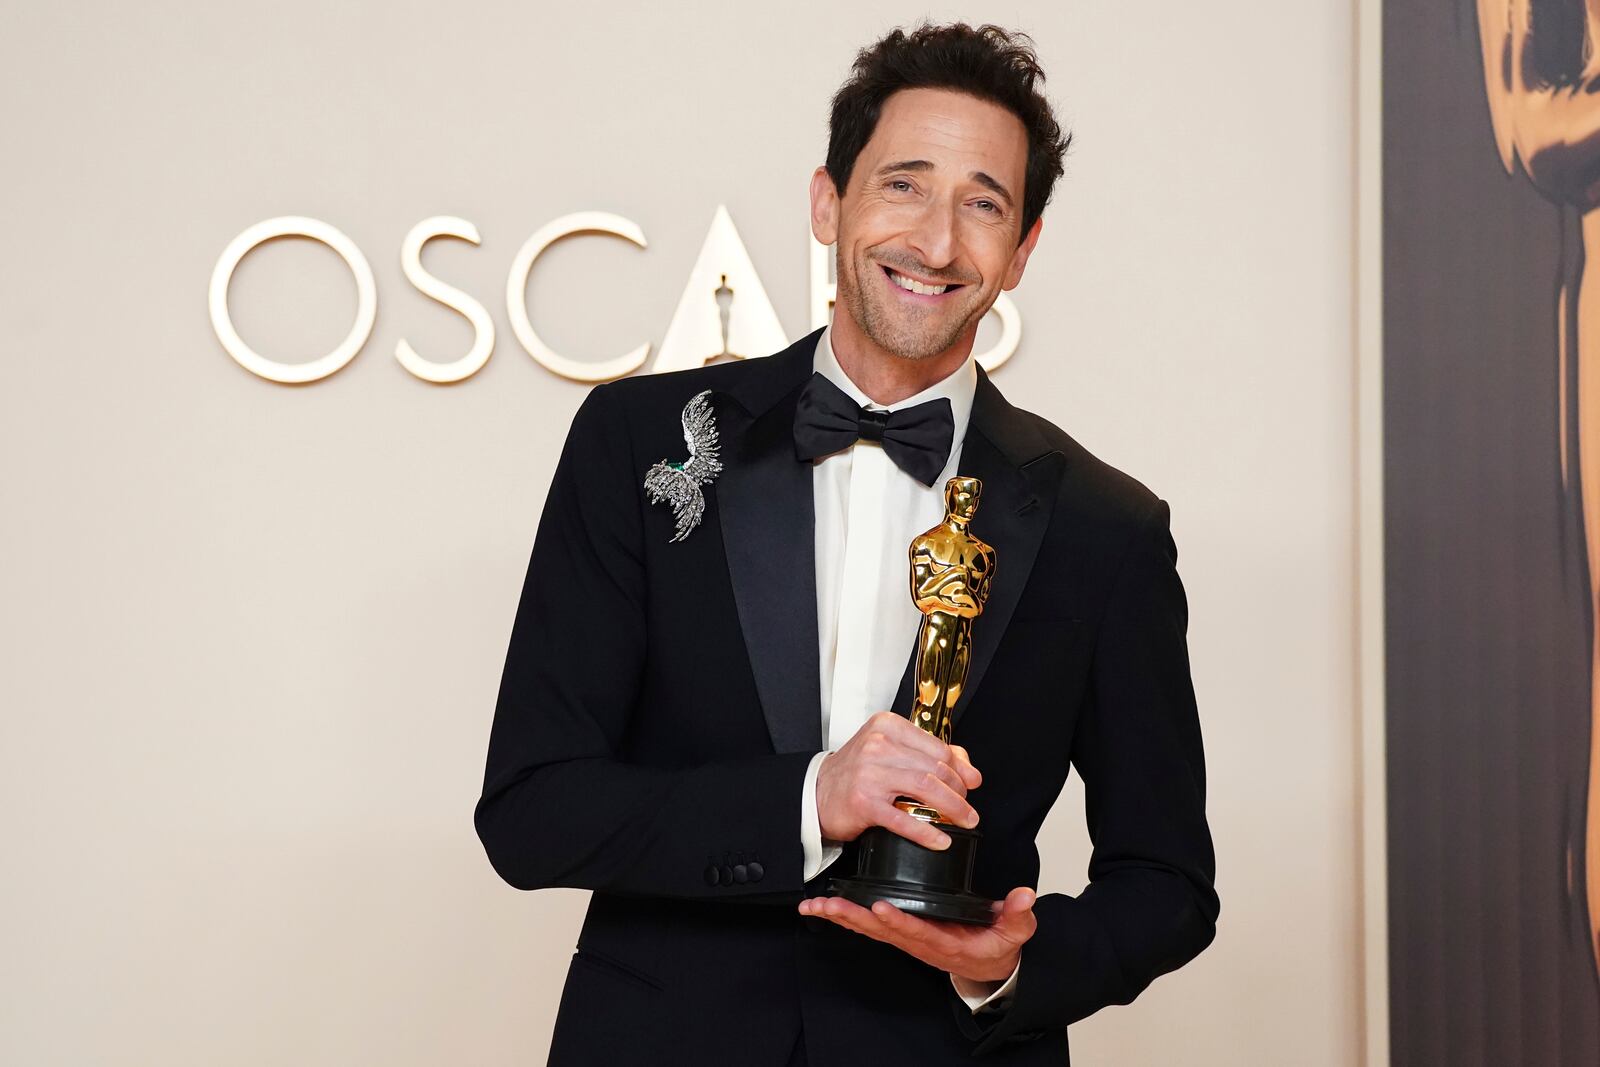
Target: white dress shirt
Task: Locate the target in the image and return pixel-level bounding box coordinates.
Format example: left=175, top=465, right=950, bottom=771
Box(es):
left=795, top=317, right=1020, bottom=1014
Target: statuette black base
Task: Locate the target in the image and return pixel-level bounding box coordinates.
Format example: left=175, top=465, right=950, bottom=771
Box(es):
left=824, top=822, right=996, bottom=926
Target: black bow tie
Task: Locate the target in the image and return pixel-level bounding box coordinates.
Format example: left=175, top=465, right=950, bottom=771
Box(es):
left=792, top=372, right=955, bottom=487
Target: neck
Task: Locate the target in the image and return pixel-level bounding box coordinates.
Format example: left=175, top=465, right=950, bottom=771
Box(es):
left=830, top=312, right=977, bottom=406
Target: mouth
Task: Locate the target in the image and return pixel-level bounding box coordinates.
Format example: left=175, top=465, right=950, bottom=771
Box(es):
left=880, top=264, right=966, bottom=301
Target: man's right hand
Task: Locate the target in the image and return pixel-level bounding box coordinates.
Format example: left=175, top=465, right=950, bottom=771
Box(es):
left=815, top=710, right=982, bottom=850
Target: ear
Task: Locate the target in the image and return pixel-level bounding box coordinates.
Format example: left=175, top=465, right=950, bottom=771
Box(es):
left=1001, top=216, right=1043, bottom=291
left=809, top=164, right=841, bottom=246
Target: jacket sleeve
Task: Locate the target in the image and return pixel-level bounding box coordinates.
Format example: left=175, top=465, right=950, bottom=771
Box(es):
left=473, top=383, right=816, bottom=901
left=955, top=497, right=1220, bottom=1055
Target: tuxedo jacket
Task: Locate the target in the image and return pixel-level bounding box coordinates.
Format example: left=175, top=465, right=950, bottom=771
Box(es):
left=474, top=326, right=1219, bottom=1065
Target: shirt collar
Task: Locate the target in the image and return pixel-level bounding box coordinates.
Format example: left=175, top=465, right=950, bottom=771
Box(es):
left=812, top=316, right=978, bottom=448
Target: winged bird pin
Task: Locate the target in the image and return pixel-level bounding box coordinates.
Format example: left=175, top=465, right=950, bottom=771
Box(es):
left=643, top=389, right=723, bottom=543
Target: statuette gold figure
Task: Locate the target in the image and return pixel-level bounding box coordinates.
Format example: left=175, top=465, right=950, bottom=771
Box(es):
left=824, top=475, right=1000, bottom=924
left=897, top=476, right=995, bottom=823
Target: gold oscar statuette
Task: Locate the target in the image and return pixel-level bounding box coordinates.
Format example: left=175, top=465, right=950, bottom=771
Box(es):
left=824, top=476, right=999, bottom=925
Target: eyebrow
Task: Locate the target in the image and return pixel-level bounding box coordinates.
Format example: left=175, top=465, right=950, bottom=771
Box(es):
left=873, top=159, right=1016, bottom=209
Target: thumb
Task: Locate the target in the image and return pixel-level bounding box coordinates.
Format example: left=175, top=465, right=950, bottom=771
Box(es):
left=994, top=887, right=1037, bottom=931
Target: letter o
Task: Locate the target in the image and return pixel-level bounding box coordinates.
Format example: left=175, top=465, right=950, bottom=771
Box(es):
left=209, top=216, right=377, bottom=384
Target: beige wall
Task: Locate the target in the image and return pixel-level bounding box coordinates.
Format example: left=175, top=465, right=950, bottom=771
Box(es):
left=0, top=2, right=1360, bottom=1063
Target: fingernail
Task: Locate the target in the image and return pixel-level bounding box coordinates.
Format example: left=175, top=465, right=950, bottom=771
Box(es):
left=934, top=832, right=951, bottom=850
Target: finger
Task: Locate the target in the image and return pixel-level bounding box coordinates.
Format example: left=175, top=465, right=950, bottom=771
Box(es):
left=868, top=900, right=965, bottom=956
left=829, top=902, right=935, bottom=959
left=1003, top=886, right=1037, bottom=915
left=891, top=768, right=978, bottom=829
left=811, top=908, right=870, bottom=936
left=880, top=804, right=953, bottom=850
left=801, top=896, right=865, bottom=923
left=818, top=895, right=874, bottom=922
left=947, top=745, right=982, bottom=789
left=805, top=898, right=955, bottom=972
left=871, top=711, right=954, bottom=762
left=991, top=887, right=1039, bottom=940
left=872, top=750, right=969, bottom=799
left=811, top=896, right=896, bottom=940
left=925, top=755, right=971, bottom=799
left=879, top=753, right=968, bottom=802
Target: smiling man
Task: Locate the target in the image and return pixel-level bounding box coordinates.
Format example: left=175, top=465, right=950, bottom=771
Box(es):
left=475, top=21, right=1219, bottom=1066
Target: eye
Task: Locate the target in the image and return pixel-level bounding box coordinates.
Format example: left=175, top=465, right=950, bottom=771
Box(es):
left=888, top=179, right=914, bottom=192
left=974, top=200, right=999, bottom=213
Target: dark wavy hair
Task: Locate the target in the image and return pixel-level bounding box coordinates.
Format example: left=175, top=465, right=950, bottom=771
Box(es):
left=825, top=22, right=1071, bottom=246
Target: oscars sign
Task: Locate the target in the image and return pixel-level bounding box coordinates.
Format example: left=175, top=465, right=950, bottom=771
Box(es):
left=207, top=207, right=1024, bottom=385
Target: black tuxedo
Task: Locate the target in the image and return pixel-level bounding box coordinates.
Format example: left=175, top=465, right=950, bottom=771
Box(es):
left=474, top=326, right=1218, bottom=1065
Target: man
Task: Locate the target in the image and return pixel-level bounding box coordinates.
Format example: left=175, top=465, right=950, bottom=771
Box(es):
left=475, top=21, right=1218, bottom=1065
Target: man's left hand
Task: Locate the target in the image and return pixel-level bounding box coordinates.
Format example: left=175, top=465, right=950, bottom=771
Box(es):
left=797, top=886, right=1037, bottom=983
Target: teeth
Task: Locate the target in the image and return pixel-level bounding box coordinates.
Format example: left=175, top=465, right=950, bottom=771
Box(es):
left=889, top=271, right=948, bottom=296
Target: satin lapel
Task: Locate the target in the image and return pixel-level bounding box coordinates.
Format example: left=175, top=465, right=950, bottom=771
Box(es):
left=715, top=331, right=825, bottom=755
left=948, top=428, right=1059, bottom=733
left=890, top=366, right=1063, bottom=734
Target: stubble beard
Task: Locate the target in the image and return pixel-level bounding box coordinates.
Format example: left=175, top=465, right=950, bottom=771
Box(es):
left=838, top=247, right=985, bottom=363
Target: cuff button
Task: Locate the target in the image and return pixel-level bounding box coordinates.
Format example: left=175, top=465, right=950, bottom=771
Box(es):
left=703, top=865, right=721, bottom=886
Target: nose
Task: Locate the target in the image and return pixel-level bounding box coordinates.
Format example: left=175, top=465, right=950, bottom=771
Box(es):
left=904, top=197, right=958, bottom=272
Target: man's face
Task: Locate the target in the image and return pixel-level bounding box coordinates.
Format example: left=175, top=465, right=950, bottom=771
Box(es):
left=810, top=87, right=1042, bottom=363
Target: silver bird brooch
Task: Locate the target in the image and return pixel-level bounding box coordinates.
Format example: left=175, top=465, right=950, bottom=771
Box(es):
left=643, top=388, right=723, bottom=543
